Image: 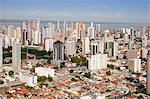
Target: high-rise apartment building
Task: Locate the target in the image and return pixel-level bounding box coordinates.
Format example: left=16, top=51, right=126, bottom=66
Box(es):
left=65, top=38, right=76, bottom=56
left=82, top=36, right=90, bottom=54
left=87, top=22, right=95, bottom=39
left=53, top=41, right=64, bottom=61
left=147, top=51, right=150, bottom=95
left=90, top=41, right=99, bottom=55
left=0, top=36, right=3, bottom=67
left=12, top=39, right=21, bottom=74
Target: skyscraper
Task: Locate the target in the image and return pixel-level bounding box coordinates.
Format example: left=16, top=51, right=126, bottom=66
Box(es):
left=140, top=26, right=146, bottom=38
left=44, top=38, right=54, bottom=52
left=147, top=51, right=150, bottom=95
left=53, top=41, right=64, bottom=61
left=82, top=36, right=90, bottom=54
left=148, top=26, right=150, bottom=40
left=41, top=27, right=47, bottom=44
left=57, top=20, right=60, bottom=30
left=22, top=30, right=28, bottom=45
left=0, top=37, right=3, bottom=67
left=90, top=41, right=99, bottom=55
left=12, top=39, right=21, bottom=74
left=88, top=54, right=107, bottom=70
left=87, top=22, right=95, bottom=39
left=65, top=38, right=76, bottom=56
left=96, top=24, right=101, bottom=34
left=130, top=27, right=135, bottom=42
left=7, top=25, right=15, bottom=38
left=107, top=41, right=118, bottom=59
left=15, top=27, right=21, bottom=39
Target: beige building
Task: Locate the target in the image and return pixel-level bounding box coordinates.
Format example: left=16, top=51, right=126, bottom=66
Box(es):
left=128, top=58, right=141, bottom=73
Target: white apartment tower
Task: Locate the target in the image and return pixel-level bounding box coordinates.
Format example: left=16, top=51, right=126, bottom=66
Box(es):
left=12, top=39, right=21, bottom=74
left=65, top=38, right=76, bottom=56
left=82, top=36, right=90, bottom=54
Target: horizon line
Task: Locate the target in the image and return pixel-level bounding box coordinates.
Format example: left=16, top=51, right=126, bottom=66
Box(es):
left=0, top=19, right=149, bottom=24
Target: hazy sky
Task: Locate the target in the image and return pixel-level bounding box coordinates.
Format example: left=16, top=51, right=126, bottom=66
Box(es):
left=0, top=0, right=149, bottom=23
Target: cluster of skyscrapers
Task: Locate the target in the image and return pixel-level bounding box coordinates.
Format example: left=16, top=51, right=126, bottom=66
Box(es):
left=1, top=19, right=150, bottom=96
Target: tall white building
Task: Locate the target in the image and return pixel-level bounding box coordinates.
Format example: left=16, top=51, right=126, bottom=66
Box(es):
left=33, top=30, right=41, bottom=44
left=4, top=36, right=10, bottom=48
left=47, top=22, right=55, bottom=37
left=44, top=38, right=54, bottom=52
left=88, top=54, right=107, bottom=70
left=65, top=38, right=76, bottom=56
left=12, top=39, right=21, bottom=74
left=7, top=25, right=15, bottom=38
left=103, top=30, right=110, bottom=43
left=98, top=40, right=104, bottom=54
left=96, top=24, right=101, bottom=34
left=14, top=27, right=21, bottom=39
left=41, top=27, right=47, bottom=44
left=142, top=35, right=147, bottom=47
left=87, top=22, right=95, bottom=39
left=22, top=22, right=27, bottom=30
left=82, top=37, right=90, bottom=54
left=0, top=37, right=3, bottom=67
left=57, top=20, right=60, bottom=30
left=36, top=19, right=40, bottom=30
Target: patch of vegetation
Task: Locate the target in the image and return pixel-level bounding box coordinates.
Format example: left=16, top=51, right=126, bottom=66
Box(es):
left=25, top=86, right=33, bottom=90
left=47, top=76, right=53, bottom=82
left=83, top=72, right=91, bottom=78
left=71, top=55, right=88, bottom=67
left=37, top=76, right=47, bottom=83
left=8, top=71, right=14, bottom=77
left=106, top=70, right=111, bottom=75
left=107, top=64, right=114, bottom=69
left=30, top=68, right=35, bottom=72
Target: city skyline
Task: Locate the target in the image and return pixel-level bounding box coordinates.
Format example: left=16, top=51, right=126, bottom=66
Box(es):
left=1, top=0, right=150, bottom=23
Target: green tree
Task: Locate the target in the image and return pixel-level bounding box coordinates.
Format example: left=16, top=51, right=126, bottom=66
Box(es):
left=106, top=71, right=111, bottom=75
left=71, top=56, right=80, bottom=66
left=107, top=64, right=114, bottom=69
left=60, top=63, right=65, bottom=68
left=8, top=71, right=14, bottom=77
left=135, top=87, right=146, bottom=94
left=0, top=80, right=4, bottom=84
left=137, top=95, right=144, bottom=99
left=47, top=51, right=52, bottom=55
left=37, top=76, right=47, bottom=83
left=21, top=48, right=27, bottom=52
left=80, top=55, right=88, bottom=66
left=75, top=75, right=81, bottom=80
left=21, top=53, right=26, bottom=59
left=30, top=68, right=35, bottom=72
left=47, top=76, right=53, bottom=82
left=25, top=86, right=33, bottom=90
left=36, top=62, right=42, bottom=67
left=83, top=72, right=91, bottom=78
left=47, top=58, right=51, bottom=64
left=71, top=78, right=78, bottom=82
